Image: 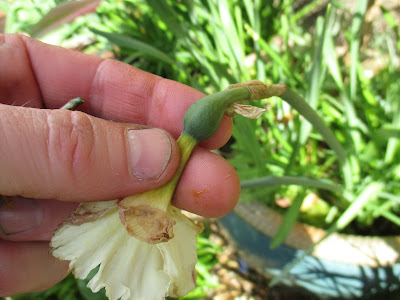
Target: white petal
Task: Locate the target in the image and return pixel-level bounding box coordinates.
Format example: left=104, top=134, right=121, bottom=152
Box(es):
left=157, top=206, right=203, bottom=297
left=51, top=207, right=170, bottom=300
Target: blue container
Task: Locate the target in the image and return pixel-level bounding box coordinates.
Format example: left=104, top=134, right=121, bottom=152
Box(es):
left=219, top=202, right=400, bottom=299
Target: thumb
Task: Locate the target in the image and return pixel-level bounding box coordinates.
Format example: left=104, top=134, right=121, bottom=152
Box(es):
left=0, top=104, right=180, bottom=202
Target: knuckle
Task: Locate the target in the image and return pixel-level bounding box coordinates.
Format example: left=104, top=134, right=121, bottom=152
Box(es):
left=46, top=110, right=96, bottom=178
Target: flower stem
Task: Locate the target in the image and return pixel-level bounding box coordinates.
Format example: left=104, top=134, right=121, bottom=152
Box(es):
left=280, top=88, right=347, bottom=166
left=161, top=133, right=198, bottom=200
left=173, top=133, right=198, bottom=184
left=241, top=175, right=343, bottom=193
left=280, top=88, right=354, bottom=189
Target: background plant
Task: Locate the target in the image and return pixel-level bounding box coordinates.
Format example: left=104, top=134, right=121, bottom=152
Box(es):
left=2, top=0, right=400, bottom=297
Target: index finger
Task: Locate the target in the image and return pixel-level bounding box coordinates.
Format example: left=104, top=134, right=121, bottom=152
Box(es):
left=18, top=34, right=232, bottom=149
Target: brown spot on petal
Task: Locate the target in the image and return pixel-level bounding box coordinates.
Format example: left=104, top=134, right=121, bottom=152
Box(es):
left=118, top=204, right=175, bottom=244
left=62, top=201, right=116, bottom=226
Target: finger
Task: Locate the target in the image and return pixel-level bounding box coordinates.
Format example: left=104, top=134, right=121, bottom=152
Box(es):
left=173, top=148, right=241, bottom=218
left=1, top=34, right=232, bottom=149
left=1, top=149, right=240, bottom=242
left=0, top=104, right=180, bottom=202
left=0, top=240, right=69, bottom=296
left=0, top=149, right=240, bottom=243
left=0, top=34, right=42, bottom=108
left=0, top=197, right=78, bottom=241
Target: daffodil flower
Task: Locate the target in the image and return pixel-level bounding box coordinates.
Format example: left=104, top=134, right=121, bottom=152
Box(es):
left=50, top=81, right=286, bottom=300
left=51, top=200, right=202, bottom=300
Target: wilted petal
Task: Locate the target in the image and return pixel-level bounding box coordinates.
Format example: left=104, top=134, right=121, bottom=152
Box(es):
left=158, top=206, right=203, bottom=297
left=51, top=206, right=170, bottom=300
left=63, top=200, right=117, bottom=225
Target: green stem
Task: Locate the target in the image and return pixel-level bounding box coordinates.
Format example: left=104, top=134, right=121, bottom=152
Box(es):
left=280, top=88, right=347, bottom=166
left=60, top=97, right=84, bottom=110
left=162, top=133, right=198, bottom=199
left=241, top=176, right=342, bottom=193
left=280, top=88, right=354, bottom=189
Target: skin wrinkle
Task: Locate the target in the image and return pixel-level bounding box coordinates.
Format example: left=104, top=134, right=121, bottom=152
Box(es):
left=117, top=63, right=151, bottom=124
left=43, top=110, right=96, bottom=199
left=44, top=111, right=57, bottom=197
left=29, top=110, right=51, bottom=194
left=1, top=108, right=44, bottom=196
left=46, top=110, right=71, bottom=198
left=87, top=59, right=108, bottom=117
left=24, top=109, right=54, bottom=199
left=88, top=59, right=149, bottom=124
left=146, top=77, right=164, bottom=128
left=69, top=111, right=97, bottom=190
left=45, top=110, right=62, bottom=199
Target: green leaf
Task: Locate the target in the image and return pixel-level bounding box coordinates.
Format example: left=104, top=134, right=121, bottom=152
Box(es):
left=349, top=0, right=368, bottom=100
left=31, top=0, right=102, bottom=38
left=270, top=191, right=305, bottom=249
left=146, top=0, right=188, bottom=40
left=90, top=28, right=176, bottom=66
left=336, top=182, right=384, bottom=229
left=233, top=115, right=268, bottom=177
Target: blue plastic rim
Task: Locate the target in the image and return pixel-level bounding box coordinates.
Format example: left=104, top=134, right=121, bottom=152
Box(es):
left=219, top=210, right=400, bottom=299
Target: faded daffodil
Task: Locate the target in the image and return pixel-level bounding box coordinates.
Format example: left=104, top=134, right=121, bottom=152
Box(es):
left=50, top=81, right=286, bottom=300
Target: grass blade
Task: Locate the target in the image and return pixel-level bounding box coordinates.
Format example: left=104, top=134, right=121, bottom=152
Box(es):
left=90, top=28, right=176, bottom=66
left=270, top=191, right=305, bottom=249
left=233, top=116, right=268, bottom=177
left=299, top=4, right=334, bottom=143
left=349, top=0, right=368, bottom=100
left=146, top=0, right=188, bottom=40
left=31, top=0, right=102, bottom=38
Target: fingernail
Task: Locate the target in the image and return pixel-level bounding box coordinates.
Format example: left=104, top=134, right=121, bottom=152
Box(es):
left=0, top=197, right=43, bottom=235
left=127, top=128, right=172, bottom=180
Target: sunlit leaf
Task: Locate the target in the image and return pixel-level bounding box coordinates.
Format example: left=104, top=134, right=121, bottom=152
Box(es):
left=31, top=0, right=102, bottom=38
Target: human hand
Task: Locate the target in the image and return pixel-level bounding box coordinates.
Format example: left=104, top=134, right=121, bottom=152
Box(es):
left=0, top=34, right=240, bottom=296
